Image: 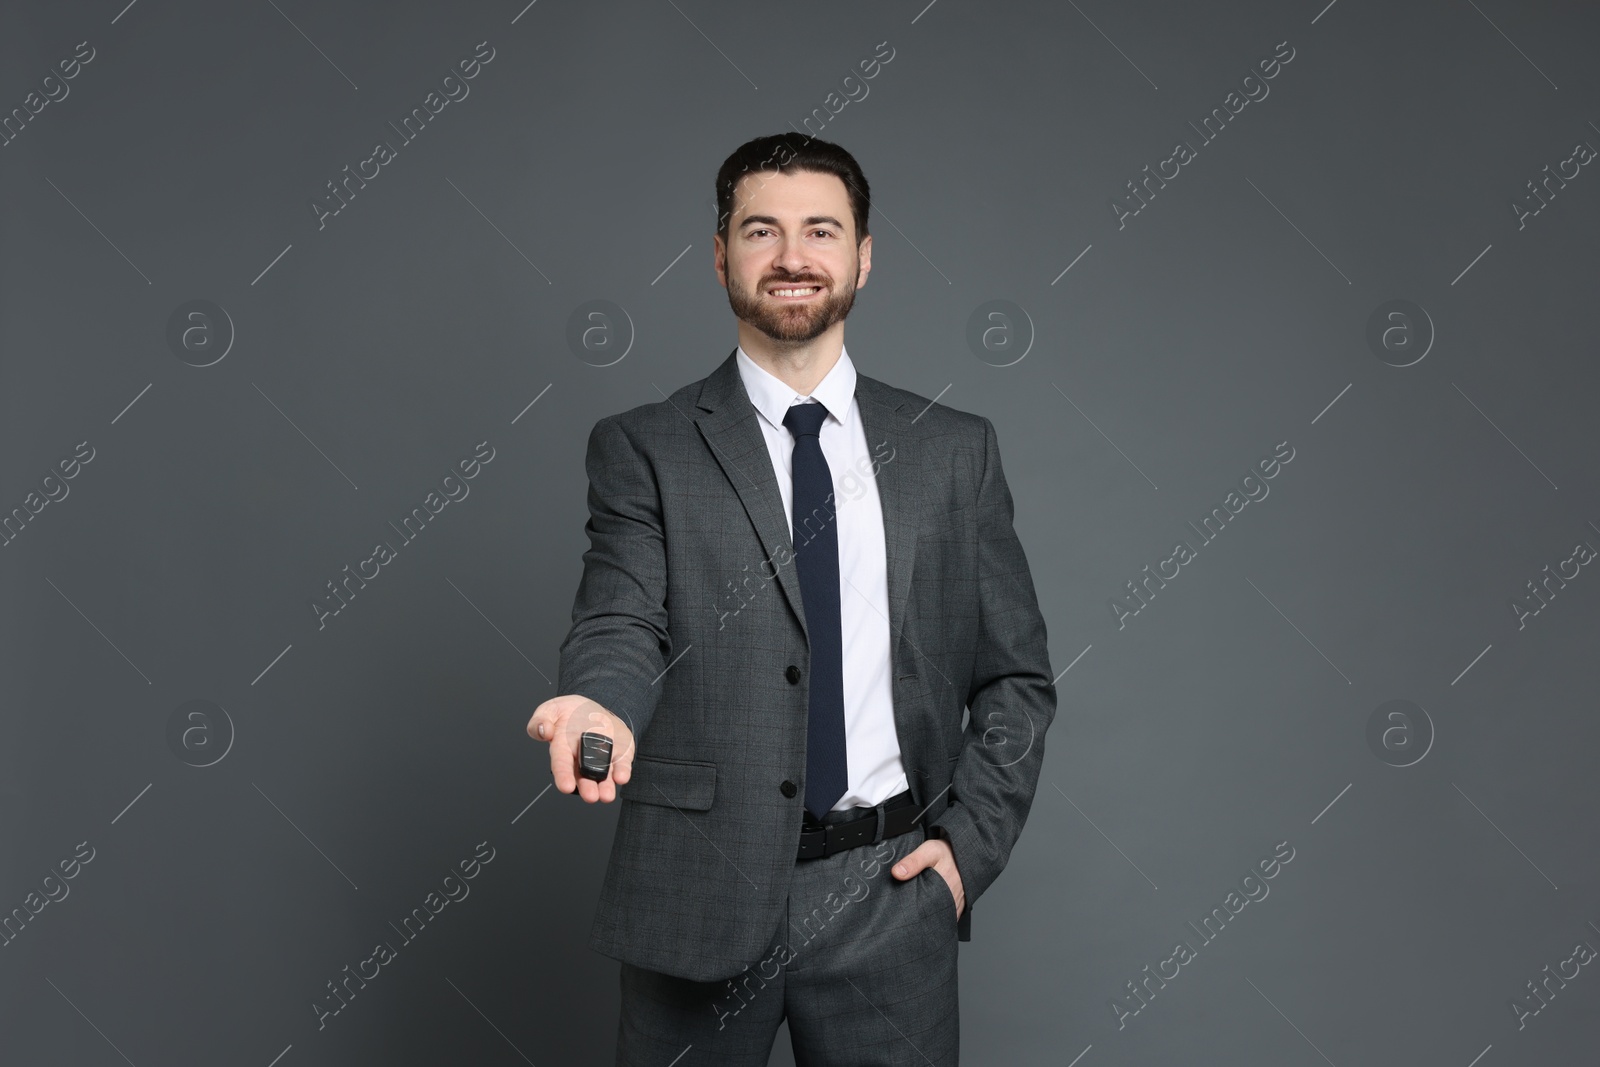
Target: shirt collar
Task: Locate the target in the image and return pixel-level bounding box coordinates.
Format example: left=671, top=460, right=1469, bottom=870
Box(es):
left=735, top=344, right=857, bottom=433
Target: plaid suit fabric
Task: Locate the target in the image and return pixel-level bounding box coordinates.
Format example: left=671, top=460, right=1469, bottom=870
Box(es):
left=557, top=349, right=1057, bottom=983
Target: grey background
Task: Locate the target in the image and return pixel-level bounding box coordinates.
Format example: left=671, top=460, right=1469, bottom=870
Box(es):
left=3, top=0, right=1597, bottom=1063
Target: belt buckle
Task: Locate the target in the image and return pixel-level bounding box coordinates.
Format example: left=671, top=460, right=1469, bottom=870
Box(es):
left=805, top=801, right=893, bottom=858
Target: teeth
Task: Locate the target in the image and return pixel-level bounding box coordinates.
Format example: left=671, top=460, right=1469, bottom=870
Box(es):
left=771, top=287, right=819, bottom=297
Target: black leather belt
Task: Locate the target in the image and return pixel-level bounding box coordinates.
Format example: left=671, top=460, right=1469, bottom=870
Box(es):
left=797, top=789, right=921, bottom=860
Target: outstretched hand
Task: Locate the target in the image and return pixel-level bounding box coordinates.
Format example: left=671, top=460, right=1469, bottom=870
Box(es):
left=526, top=694, right=637, bottom=803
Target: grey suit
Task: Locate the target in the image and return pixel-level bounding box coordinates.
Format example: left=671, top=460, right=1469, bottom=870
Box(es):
left=558, top=348, right=1057, bottom=984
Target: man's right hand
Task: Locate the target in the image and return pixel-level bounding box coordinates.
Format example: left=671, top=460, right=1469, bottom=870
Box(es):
left=526, top=695, right=637, bottom=804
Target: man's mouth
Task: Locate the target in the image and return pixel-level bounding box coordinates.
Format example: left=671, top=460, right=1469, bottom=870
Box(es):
left=766, top=283, right=823, bottom=300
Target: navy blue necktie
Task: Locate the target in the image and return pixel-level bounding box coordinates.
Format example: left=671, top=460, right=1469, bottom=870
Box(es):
left=782, top=401, right=847, bottom=820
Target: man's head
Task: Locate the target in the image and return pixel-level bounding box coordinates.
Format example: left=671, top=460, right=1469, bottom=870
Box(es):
left=713, top=134, right=873, bottom=346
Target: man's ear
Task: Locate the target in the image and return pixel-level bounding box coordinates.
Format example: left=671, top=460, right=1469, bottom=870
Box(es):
left=856, top=233, right=873, bottom=288
left=712, top=232, right=728, bottom=288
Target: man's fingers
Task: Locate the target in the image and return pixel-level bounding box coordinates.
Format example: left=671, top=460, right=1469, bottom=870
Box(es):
left=548, top=720, right=580, bottom=795
left=525, top=698, right=567, bottom=742
left=573, top=772, right=619, bottom=803
left=583, top=736, right=624, bottom=801
left=893, top=843, right=935, bottom=878
left=602, top=711, right=636, bottom=787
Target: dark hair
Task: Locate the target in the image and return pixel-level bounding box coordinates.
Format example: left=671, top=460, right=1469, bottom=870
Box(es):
left=715, top=133, right=870, bottom=246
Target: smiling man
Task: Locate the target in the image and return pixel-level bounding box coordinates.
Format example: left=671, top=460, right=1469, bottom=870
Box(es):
left=528, top=133, right=1057, bottom=1065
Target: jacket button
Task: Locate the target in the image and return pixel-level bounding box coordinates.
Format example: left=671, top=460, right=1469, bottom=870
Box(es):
left=785, top=665, right=801, bottom=684
left=780, top=780, right=797, bottom=798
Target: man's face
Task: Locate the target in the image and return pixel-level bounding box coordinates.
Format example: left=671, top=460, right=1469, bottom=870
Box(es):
left=715, top=168, right=871, bottom=344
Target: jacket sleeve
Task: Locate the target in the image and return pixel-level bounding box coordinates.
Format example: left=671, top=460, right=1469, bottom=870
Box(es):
left=928, top=414, right=1057, bottom=915
left=555, top=415, right=672, bottom=746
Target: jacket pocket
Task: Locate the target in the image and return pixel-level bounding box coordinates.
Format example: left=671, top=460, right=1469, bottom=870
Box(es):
left=621, top=754, right=717, bottom=811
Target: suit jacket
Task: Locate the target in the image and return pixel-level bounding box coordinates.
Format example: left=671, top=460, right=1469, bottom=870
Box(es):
left=557, top=348, right=1057, bottom=982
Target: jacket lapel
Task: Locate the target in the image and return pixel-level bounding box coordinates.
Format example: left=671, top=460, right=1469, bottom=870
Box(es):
left=693, top=350, right=811, bottom=638
left=854, top=372, right=922, bottom=657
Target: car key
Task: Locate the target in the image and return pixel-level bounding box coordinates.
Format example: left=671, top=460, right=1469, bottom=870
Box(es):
left=578, top=730, right=614, bottom=781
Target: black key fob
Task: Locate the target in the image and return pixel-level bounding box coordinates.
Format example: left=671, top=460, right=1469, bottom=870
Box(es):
left=578, top=731, right=614, bottom=781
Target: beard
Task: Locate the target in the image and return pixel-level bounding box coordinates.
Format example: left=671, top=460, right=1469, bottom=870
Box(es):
left=726, top=263, right=858, bottom=344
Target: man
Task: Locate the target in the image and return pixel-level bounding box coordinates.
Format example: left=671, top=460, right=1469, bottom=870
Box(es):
left=528, top=133, right=1057, bottom=1065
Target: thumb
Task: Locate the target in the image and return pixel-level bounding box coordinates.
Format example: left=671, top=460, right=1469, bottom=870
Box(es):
left=891, top=842, right=937, bottom=880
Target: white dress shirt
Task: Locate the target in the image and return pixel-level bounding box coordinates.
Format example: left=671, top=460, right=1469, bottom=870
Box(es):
left=735, top=345, right=909, bottom=812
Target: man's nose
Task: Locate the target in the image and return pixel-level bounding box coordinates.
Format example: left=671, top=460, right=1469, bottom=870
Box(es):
left=771, top=237, right=813, bottom=273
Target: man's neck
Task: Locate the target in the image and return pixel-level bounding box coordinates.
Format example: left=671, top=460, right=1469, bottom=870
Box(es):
left=737, top=325, right=844, bottom=396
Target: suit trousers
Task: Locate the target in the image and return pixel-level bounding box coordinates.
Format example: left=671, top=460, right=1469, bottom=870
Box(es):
left=615, top=818, right=961, bottom=1065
